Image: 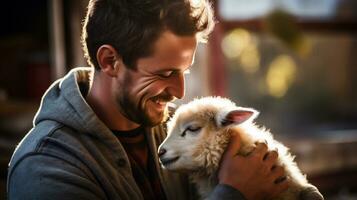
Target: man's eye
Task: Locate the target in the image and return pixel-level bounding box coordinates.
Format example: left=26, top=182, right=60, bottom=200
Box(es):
left=158, top=71, right=174, bottom=78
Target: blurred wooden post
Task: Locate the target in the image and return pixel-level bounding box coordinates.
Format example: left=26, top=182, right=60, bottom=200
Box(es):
left=48, top=0, right=66, bottom=80
left=208, top=23, right=227, bottom=96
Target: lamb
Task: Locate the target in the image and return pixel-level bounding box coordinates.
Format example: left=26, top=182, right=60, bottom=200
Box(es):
left=158, top=96, right=324, bottom=200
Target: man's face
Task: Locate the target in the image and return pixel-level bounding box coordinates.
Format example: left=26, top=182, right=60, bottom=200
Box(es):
left=114, top=31, right=197, bottom=126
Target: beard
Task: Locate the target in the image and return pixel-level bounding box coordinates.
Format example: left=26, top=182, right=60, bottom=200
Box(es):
left=115, top=89, right=173, bottom=127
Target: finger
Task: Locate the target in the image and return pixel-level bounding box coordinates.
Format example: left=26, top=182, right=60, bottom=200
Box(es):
left=269, top=178, right=290, bottom=199
left=275, top=176, right=289, bottom=188
left=264, top=150, right=279, bottom=167
left=222, top=132, right=242, bottom=158
left=271, top=165, right=285, bottom=179
left=251, top=142, right=268, bottom=159
left=274, top=175, right=287, bottom=184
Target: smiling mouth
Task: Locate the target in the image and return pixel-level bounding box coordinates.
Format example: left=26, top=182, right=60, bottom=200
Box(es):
left=160, top=156, right=180, bottom=166
left=150, top=95, right=175, bottom=107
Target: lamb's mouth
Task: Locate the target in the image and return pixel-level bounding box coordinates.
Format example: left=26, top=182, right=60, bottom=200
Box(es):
left=160, top=156, right=180, bottom=166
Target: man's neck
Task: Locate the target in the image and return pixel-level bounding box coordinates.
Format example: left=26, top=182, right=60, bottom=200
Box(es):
left=86, top=72, right=140, bottom=131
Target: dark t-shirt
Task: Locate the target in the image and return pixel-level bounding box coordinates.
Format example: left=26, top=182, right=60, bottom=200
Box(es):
left=113, top=127, right=166, bottom=200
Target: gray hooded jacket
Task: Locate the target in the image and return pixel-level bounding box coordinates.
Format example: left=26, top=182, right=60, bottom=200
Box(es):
left=7, top=67, right=246, bottom=200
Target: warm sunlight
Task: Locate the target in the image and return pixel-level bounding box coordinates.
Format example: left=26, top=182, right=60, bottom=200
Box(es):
left=266, top=55, right=297, bottom=98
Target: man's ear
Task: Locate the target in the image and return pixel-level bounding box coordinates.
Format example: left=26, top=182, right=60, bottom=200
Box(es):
left=96, top=45, right=123, bottom=77
left=218, top=108, right=259, bottom=127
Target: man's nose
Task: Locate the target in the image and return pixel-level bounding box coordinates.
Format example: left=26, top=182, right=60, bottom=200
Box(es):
left=167, top=72, right=185, bottom=99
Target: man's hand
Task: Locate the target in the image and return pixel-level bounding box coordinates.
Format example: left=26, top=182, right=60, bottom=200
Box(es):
left=218, top=133, right=289, bottom=200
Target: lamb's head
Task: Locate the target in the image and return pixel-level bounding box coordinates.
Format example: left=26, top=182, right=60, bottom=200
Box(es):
left=158, top=96, right=258, bottom=174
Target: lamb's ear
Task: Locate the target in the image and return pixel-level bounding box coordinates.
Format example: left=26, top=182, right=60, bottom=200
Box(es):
left=219, top=108, right=258, bottom=127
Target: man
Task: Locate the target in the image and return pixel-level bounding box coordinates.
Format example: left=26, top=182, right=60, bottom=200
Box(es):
left=7, top=0, right=288, bottom=199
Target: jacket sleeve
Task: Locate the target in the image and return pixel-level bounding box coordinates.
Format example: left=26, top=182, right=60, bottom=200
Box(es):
left=7, top=153, right=106, bottom=200
left=208, top=184, right=247, bottom=200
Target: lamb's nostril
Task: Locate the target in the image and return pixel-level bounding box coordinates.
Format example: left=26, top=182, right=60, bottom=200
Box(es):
left=158, top=148, right=167, bottom=157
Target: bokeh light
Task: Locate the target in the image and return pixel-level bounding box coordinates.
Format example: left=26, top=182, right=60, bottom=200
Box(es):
left=240, top=44, right=260, bottom=73
left=221, top=28, right=252, bottom=59
left=266, top=55, right=297, bottom=98
left=222, top=28, right=260, bottom=73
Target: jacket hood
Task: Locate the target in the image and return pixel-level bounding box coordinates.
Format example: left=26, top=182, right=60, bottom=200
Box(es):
left=34, top=67, right=111, bottom=138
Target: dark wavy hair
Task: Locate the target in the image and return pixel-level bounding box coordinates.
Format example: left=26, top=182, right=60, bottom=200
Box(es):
left=81, top=0, right=215, bottom=69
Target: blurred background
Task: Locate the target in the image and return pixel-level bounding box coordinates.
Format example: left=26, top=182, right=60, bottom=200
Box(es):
left=0, top=0, right=356, bottom=199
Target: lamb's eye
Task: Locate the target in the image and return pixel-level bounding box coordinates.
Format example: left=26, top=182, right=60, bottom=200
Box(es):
left=187, top=126, right=201, bottom=132
left=181, top=126, right=202, bottom=137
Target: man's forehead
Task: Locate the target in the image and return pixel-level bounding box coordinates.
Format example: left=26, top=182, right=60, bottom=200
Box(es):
left=152, top=31, right=197, bottom=56
left=136, top=31, right=197, bottom=72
